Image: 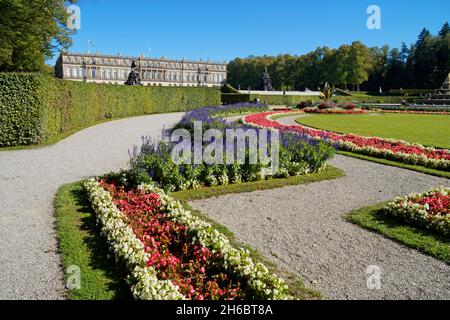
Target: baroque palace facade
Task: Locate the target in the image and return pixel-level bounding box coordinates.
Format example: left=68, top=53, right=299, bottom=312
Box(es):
left=55, top=52, right=227, bottom=87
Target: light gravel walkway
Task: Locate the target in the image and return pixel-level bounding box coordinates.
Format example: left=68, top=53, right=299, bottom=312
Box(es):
left=0, top=113, right=183, bottom=300
left=190, top=114, right=450, bottom=300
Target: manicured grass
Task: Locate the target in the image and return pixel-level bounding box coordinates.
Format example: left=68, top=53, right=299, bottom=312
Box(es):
left=55, top=182, right=132, bottom=300
left=55, top=166, right=344, bottom=300
left=295, top=113, right=450, bottom=149
left=347, top=203, right=450, bottom=264
left=338, top=151, right=450, bottom=179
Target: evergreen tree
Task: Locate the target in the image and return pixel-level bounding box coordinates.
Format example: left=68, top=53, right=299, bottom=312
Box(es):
left=438, top=22, right=450, bottom=37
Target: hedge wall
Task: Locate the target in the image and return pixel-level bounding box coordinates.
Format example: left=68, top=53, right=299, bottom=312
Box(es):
left=0, top=73, right=221, bottom=147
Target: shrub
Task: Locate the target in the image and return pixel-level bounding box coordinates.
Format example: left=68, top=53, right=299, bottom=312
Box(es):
left=318, top=102, right=337, bottom=110
left=338, top=102, right=357, bottom=110
left=296, top=101, right=312, bottom=109
left=0, top=72, right=221, bottom=147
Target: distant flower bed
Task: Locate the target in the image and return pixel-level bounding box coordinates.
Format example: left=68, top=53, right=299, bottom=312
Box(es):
left=303, top=107, right=367, bottom=114
left=243, top=111, right=450, bottom=171
left=85, top=179, right=291, bottom=300
left=175, top=102, right=269, bottom=132
left=382, top=188, right=450, bottom=237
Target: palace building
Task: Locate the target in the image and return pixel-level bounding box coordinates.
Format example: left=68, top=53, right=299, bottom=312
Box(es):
left=55, top=52, right=227, bottom=87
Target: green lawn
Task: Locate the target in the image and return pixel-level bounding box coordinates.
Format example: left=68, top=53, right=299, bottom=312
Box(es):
left=55, top=166, right=344, bottom=300
left=296, top=113, right=450, bottom=149
left=347, top=203, right=450, bottom=264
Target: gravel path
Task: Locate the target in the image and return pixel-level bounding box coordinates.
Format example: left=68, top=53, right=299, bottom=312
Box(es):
left=190, top=114, right=450, bottom=300
left=0, top=113, right=183, bottom=300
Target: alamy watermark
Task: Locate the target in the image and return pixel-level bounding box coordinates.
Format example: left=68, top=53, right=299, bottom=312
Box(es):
left=169, top=122, right=280, bottom=173
left=66, top=265, right=81, bottom=290
left=67, top=4, right=81, bottom=30
left=366, top=265, right=382, bottom=290
left=367, top=5, right=381, bottom=30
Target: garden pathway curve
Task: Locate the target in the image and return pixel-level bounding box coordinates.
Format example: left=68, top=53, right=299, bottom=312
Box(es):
left=0, top=113, right=184, bottom=299
left=190, top=114, right=450, bottom=300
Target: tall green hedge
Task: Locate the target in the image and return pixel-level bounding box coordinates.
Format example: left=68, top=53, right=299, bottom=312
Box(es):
left=0, top=73, right=220, bottom=147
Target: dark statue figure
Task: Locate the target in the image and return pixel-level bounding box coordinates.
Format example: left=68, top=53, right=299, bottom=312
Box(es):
left=125, top=59, right=141, bottom=85
left=261, top=67, right=274, bottom=91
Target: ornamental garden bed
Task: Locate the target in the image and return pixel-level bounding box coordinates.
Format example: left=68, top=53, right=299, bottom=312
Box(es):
left=243, top=111, right=450, bottom=172
left=58, top=104, right=341, bottom=300
left=84, top=179, right=291, bottom=300
left=57, top=168, right=342, bottom=300
left=382, top=188, right=449, bottom=238
left=347, top=188, right=450, bottom=264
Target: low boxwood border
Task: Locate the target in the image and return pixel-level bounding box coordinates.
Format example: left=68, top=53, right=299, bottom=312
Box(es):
left=55, top=166, right=344, bottom=300
left=346, top=203, right=450, bottom=264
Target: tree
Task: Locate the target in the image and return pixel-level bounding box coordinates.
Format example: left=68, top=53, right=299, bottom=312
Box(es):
left=0, top=0, right=75, bottom=72
left=439, top=22, right=450, bottom=37
left=347, top=41, right=373, bottom=91
left=385, top=48, right=405, bottom=89
left=435, top=22, right=450, bottom=85
left=227, top=23, right=449, bottom=92
left=412, top=28, right=437, bottom=88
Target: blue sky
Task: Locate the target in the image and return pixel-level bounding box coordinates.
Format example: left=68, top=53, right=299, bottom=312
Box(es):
left=51, top=0, right=450, bottom=64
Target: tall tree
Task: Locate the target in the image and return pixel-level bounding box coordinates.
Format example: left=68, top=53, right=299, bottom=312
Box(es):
left=438, top=22, right=450, bottom=37
left=0, top=0, right=75, bottom=72
left=412, top=28, right=437, bottom=88
left=347, top=41, right=373, bottom=91
left=435, top=22, right=450, bottom=85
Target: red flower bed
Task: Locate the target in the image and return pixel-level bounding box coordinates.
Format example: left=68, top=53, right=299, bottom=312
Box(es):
left=244, top=111, right=450, bottom=162
left=413, top=192, right=450, bottom=217
left=99, top=181, right=243, bottom=300
left=304, top=108, right=367, bottom=114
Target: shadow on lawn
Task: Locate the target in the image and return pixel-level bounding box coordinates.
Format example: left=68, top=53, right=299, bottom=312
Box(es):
left=71, top=186, right=132, bottom=300
left=371, top=208, right=449, bottom=243
left=348, top=205, right=450, bottom=264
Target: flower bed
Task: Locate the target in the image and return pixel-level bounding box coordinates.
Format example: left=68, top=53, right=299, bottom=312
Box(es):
left=127, top=104, right=335, bottom=192
left=84, top=179, right=291, bottom=300
left=303, top=107, right=367, bottom=115
left=382, top=188, right=450, bottom=237
left=242, top=111, right=450, bottom=171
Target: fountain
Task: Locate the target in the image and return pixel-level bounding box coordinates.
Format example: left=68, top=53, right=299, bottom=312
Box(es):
left=414, top=73, right=450, bottom=107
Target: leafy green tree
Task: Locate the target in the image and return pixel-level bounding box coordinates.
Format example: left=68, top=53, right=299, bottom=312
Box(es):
left=226, top=23, right=449, bottom=92
left=0, top=0, right=75, bottom=72
left=347, top=41, right=373, bottom=91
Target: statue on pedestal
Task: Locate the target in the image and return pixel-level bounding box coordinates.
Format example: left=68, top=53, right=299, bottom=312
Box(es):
left=125, top=60, right=141, bottom=85
left=262, top=67, right=274, bottom=91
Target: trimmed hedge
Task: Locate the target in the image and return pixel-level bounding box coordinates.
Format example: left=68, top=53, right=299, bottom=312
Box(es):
left=0, top=73, right=221, bottom=147
left=221, top=93, right=251, bottom=104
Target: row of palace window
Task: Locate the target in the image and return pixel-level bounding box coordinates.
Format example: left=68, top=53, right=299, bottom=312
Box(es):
left=66, top=67, right=225, bottom=83
left=64, top=56, right=226, bottom=71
